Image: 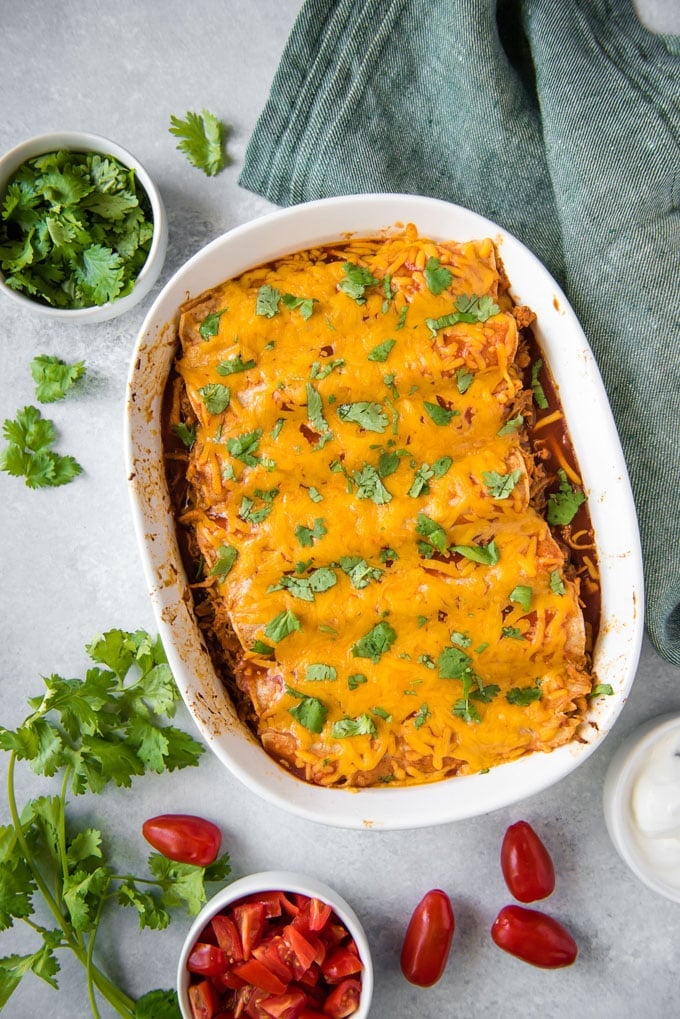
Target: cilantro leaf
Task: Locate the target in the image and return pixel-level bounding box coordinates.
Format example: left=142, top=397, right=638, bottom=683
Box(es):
left=415, top=513, right=447, bottom=553
left=509, top=585, right=532, bottom=611
left=227, top=429, right=262, bottom=466
left=287, top=688, right=327, bottom=733
left=216, top=354, right=256, bottom=375
left=451, top=540, right=500, bottom=565
left=483, top=469, right=522, bottom=499
left=31, top=355, right=85, bottom=403
left=351, top=463, right=392, bottom=504
left=134, top=989, right=182, bottom=1019
left=547, top=469, right=586, bottom=525
left=423, top=256, right=453, bottom=295
left=281, top=293, right=316, bottom=319
left=424, top=401, right=457, bottom=426
left=264, top=610, right=302, bottom=643
left=367, top=339, right=396, bottom=362
left=256, top=284, right=281, bottom=318
left=531, top=359, right=549, bottom=409
left=169, top=109, right=228, bottom=176
left=306, top=384, right=333, bottom=445
left=351, top=621, right=397, bottom=663
left=295, top=518, right=327, bottom=547
left=426, top=293, right=500, bottom=335
left=337, top=556, right=383, bottom=589
left=199, top=309, right=227, bottom=340
left=172, top=422, right=195, bottom=449
left=338, top=262, right=379, bottom=303
left=507, top=681, right=543, bottom=706
left=305, top=664, right=337, bottom=682
left=332, top=714, right=377, bottom=738
left=337, top=401, right=388, bottom=433
left=198, top=383, right=230, bottom=414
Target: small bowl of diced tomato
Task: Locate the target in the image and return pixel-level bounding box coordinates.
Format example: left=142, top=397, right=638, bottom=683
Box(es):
left=177, top=870, right=373, bottom=1019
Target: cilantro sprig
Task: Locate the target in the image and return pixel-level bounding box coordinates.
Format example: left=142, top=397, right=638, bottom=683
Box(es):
left=0, top=629, right=229, bottom=1017
left=1, top=405, right=82, bottom=488
left=31, top=355, right=86, bottom=403
left=0, top=150, right=154, bottom=308
left=169, top=109, right=228, bottom=176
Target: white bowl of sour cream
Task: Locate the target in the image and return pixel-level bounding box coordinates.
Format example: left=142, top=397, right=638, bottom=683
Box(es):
left=603, top=713, right=680, bottom=903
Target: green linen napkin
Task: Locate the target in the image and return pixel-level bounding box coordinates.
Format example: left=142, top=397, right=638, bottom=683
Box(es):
left=240, top=0, right=680, bottom=667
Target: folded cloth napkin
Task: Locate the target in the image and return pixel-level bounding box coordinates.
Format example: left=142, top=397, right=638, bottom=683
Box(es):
left=240, top=0, right=680, bottom=667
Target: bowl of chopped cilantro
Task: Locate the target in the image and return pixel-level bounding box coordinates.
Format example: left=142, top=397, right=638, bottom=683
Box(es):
left=0, top=131, right=167, bottom=321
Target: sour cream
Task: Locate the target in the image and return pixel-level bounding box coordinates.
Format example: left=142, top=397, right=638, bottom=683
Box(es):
left=603, top=713, right=680, bottom=902
left=630, top=729, right=680, bottom=889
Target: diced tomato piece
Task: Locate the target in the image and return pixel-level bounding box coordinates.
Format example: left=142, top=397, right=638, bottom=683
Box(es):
left=242, top=986, right=272, bottom=1019
left=212, top=914, right=245, bottom=963
left=244, top=891, right=285, bottom=918
left=295, top=897, right=332, bottom=934
left=252, top=938, right=294, bottom=985
left=233, top=902, right=266, bottom=958
left=284, top=925, right=318, bottom=973
left=321, top=947, right=363, bottom=984
left=297, top=961, right=321, bottom=989
left=299, top=1011, right=328, bottom=1019
left=322, top=978, right=362, bottom=1018
left=278, top=892, right=301, bottom=917
left=319, top=923, right=349, bottom=950
left=187, top=942, right=230, bottom=977
left=259, top=988, right=307, bottom=1018
left=212, top=969, right=247, bottom=992
left=189, top=979, right=218, bottom=1019
left=233, top=958, right=288, bottom=996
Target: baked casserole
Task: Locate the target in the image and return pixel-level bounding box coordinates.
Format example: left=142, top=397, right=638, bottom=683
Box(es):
left=164, top=225, right=599, bottom=788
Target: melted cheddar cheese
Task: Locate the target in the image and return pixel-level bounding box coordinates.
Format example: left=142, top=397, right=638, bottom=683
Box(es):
left=170, top=225, right=593, bottom=787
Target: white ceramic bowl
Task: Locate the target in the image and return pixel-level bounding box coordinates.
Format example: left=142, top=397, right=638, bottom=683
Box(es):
left=177, top=870, right=373, bottom=1019
left=0, top=131, right=167, bottom=322
left=125, top=193, right=644, bottom=830
left=603, top=713, right=680, bottom=903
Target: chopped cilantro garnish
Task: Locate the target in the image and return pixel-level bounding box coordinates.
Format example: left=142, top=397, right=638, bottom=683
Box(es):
left=451, top=540, right=500, bottom=565
left=216, top=353, right=256, bottom=375
left=348, top=673, right=368, bottom=690
left=306, top=383, right=333, bottom=446
left=352, top=463, right=392, bottom=504
left=531, top=359, right=549, bottom=409
left=456, top=367, right=474, bottom=394
left=590, top=683, right=614, bottom=698
left=337, top=556, right=383, bottom=588
left=199, top=309, right=227, bottom=340
left=310, top=358, right=344, bottom=379
left=414, top=704, right=430, bottom=728
left=423, top=256, right=453, bottom=295
left=305, top=664, right=337, bottom=682
left=483, top=469, right=522, bottom=499
left=509, top=585, right=532, bottom=611
left=31, top=355, right=85, bottom=403
left=424, top=401, right=458, bottom=426
left=172, top=422, right=196, bottom=449
left=501, top=626, right=525, bottom=640
left=169, top=109, right=228, bottom=176
left=549, top=570, right=566, bottom=595
left=307, top=486, right=324, bottom=502
left=372, top=706, right=392, bottom=722
left=497, top=414, right=524, bottom=436
left=506, top=681, right=542, bottom=706
left=368, top=338, right=396, bottom=362
left=415, top=513, right=447, bottom=553
left=264, top=610, right=302, bottom=643
left=438, top=645, right=473, bottom=679
left=295, top=517, right=327, bottom=547
left=226, top=429, right=262, bottom=466
left=287, top=688, right=327, bottom=733
left=331, top=714, right=377, bottom=738
left=450, top=631, right=472, bottom=647
left=351, top=621, right=397, bottom=663
left=339, top=263, right=379, bottom=304
left=426, top=294, right=500, bottom=336
left=546, top=469, right=586, bottom=525
left=251, top=640, right=275, bottom=656
left=281, top=293, right=317, bottom=319
left=209, top=544, right=238, bottom=579
left=256, top=284, right=281, bottom=318
left=337, top=401, right=389, bottom=433
left=0, top=149, right=154, bottom=308
left=198, top=383, right=231, bottom=414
